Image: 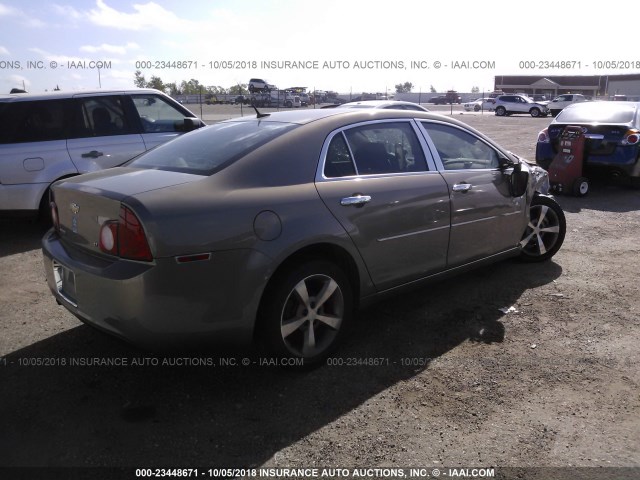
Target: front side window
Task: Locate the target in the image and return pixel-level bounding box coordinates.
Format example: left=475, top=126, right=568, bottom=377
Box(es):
left=421, top=122, right=500, bottom=170
left=132, top=94, right=191, bottom=133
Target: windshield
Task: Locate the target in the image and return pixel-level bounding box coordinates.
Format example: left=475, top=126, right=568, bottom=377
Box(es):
left=128, top=120, right=297, bottom=175
left=556, top=102, right=636, bottom=124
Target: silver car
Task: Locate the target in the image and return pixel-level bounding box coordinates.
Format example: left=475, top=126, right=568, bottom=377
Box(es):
left=463, top=98, right=496, bottom=112
left=42, top=109, right=565, bottom=364
left=336, top=100, right=429, bottom=112
left=0, top=89, right=203, bottom=217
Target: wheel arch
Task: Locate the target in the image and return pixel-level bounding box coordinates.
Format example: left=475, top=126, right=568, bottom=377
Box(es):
left=38, top=173, right=80, bottom=220
left=254, top=242, right=362, bottom=338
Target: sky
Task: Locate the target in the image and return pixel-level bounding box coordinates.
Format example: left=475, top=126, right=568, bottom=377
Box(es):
left=1, top=0, right=638, bottom=95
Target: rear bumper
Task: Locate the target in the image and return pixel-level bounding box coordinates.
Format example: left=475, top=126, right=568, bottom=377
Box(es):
left=42, top=229, right=271, bottom=349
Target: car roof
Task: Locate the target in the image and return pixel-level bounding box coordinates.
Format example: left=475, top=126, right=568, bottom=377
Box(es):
left=337, top=100, right=427, bottom=109
left=225, top=107, right=484, bottom=134
left=0, top=88, right=167, bottom=103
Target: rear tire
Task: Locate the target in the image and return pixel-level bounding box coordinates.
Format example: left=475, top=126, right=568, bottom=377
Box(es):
left=38, top=187, right=53, bottom=225
left=519, top=196, right=566, bottom=262
left=259, top=260, right=354, bottom=366
left=495, top=106, right=506, bottom=116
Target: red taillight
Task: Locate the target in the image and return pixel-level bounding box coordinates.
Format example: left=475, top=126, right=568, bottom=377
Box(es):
left=537, top=128, right=549, bottom=143
left=118, top=206, right=152, bottom=261
left=623, top=129, right=640, bottom=145
left=98, top=205, right=152, bottom=261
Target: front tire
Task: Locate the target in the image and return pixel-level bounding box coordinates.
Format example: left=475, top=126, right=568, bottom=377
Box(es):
left=495, top=106, right=506, bottom=116
left=530, top=107, right=541, bottom=117
left=259, top=260, right=354, bottom=365
left=519, top=196, right=566, bottom=262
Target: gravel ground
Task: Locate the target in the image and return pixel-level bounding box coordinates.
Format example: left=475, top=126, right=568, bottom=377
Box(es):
left=0, top=105, right=639, bottom=479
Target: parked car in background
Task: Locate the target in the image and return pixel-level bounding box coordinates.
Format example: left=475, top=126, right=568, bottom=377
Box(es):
left=536, top=101, right=640, bottom=183
left=430, top=95, right=448, bottom=105
left=463, top=98, right=496, bottom=112
left=430, top=91, right=461, bottom=105
left=548, top=94, right=587, bottom=116
left=336, top=100, right=429, bottom=111
left=0, top=88, right=203, bottom=218
left=43, top=108, right=564, bottom=364
left=527, top=94, right=549, bottom=103
left=493, top=94, right=550, bottom=117
left=248, top=78, right=276, bottom=93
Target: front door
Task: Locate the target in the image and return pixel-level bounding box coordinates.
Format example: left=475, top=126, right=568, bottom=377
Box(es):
left=418, top=121, right=526, bottom=267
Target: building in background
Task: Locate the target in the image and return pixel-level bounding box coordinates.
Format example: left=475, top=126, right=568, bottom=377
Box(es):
left=494, top=74, right=640, bottom=99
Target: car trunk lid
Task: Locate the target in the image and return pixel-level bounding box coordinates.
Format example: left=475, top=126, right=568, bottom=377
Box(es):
left=549, top=124, right=630, bottom=156
left=52, top=167, right=203, bottom=257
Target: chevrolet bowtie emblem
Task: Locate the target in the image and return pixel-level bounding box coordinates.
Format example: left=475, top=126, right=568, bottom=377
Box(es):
left=70, top=203, right=80, bottom=214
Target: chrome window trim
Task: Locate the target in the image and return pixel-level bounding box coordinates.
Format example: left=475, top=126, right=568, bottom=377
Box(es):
left=315, top=118, right=437, bottom=182
left=415, top=119, right=509, bottom=173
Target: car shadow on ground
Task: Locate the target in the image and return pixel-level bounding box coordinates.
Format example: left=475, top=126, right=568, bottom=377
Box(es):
left=0, top=218, right=50, bottom=258
left=554, top=181, right=640, bottom=214
left=0, top=258, right=561, bottom=470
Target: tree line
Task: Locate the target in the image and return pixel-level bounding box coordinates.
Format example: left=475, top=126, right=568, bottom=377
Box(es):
left=134, top=71, right=248, bottom=96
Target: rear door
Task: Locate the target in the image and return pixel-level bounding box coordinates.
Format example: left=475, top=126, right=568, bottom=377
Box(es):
left=0, top=98, right=76, bottom=210
left=418, top=121, right=526, bottom=267
left=66, top=94, right=146, bottom=173
left=315, top=119, right=451, bottom=291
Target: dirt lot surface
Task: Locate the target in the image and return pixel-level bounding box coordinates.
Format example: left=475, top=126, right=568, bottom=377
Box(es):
left=1, top=105, right=639, bottom=479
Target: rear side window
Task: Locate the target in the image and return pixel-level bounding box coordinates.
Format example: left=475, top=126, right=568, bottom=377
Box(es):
left=324, top=133, right=356, bottom=177
left=344, top=122, right=427, bottom=174
left=0, top=100, right=69, bottom=144
left=72, top=96, right=134, bottom=138
left=128, top=120, right=296, bottom=175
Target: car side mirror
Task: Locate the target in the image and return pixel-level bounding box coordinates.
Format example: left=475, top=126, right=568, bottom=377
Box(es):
left=498, top=155, right=516, bottom=170
left=507, top=162, right=529, bottom=197
left=175, top=117, right=203, bottom=132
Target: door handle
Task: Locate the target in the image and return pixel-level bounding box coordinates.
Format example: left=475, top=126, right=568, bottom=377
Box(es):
left=340, top=195, right=372, bottom=206
left=452, top=183, right=472, bottom=192
left=81, top=150, right=104, bottom=159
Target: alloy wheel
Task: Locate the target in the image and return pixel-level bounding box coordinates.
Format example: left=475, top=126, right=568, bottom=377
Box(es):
left=520, top=197, right=565, bottom=261
left=280, top=273, right=345, bottom=358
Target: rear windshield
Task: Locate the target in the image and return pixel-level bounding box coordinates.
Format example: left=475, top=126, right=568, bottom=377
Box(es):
left=128, top=120, right=296, bottom=175
left=556, top=102, right=636, bottom=124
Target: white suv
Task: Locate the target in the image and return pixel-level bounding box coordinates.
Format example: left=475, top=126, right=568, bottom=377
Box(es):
left=548, top=94, right=587, bottom=116
left=248, top=78, right=276, bottom=93
left=0, top=88, right=203, bottom=217
left=493, top=94, right=549, bottom=117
